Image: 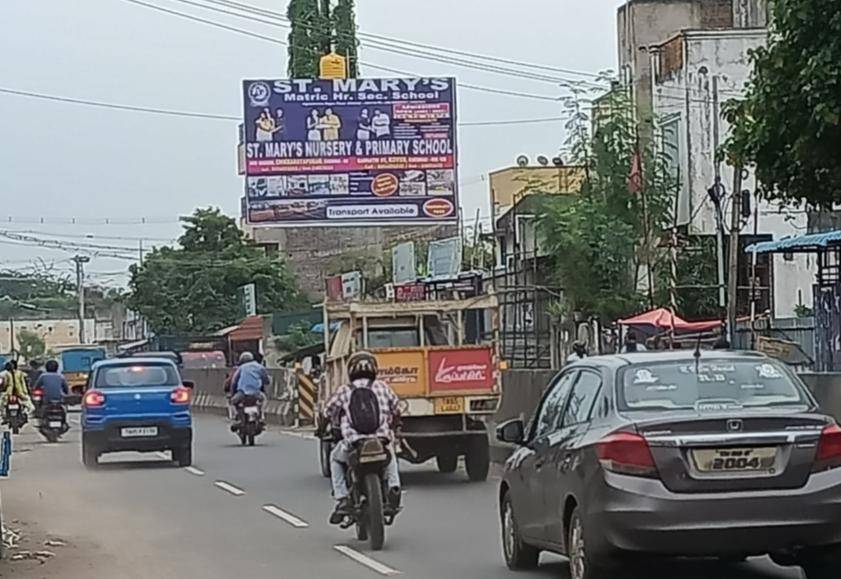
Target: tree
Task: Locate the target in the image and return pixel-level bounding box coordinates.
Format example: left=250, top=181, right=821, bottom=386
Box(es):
left=538, top=90, right=675, bottom=322
left=725, top=0, right=841, bottom=206
left=274, top=322, right=321, bottom=354
left=17, top=330, right=46, bottom=361
left=287, top=0, right=320, bottom=78
left=332, top=0, right=358, bottom=78
left=287, top=0, right=358, bottom=78
left=127, top=208, right=305, bottom=335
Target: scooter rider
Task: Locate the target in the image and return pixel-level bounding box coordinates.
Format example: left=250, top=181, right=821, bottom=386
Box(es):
left=324, top=351, right=402, bottom=524
left=228, top=352, right=268, bottom=426
left=1, top=360, right=34, bottom=415
left=33, top=360, right=70, bottom=432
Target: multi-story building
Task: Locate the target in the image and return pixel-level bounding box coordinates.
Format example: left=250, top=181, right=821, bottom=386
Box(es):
left=651, top=28, right=813, bottom=319
left=618, top=0, right=769, bottom=131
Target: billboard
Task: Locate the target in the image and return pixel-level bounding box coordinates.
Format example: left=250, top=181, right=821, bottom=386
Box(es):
left=242, top=77, right=458, bottom=226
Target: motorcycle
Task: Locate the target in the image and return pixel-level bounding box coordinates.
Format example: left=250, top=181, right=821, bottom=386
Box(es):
left=337, top=437, right=401, bottom=551
left=232, top=395, right=264, bottom=446
left=38, top=402, right=69, bottom=443
left=31, top=387, right=44, bottom=419
left=4, top=395, right=28, bottom=434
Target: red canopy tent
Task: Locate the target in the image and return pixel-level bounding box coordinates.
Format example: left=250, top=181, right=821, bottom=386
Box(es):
left=618, top=308, right=722, bottom=333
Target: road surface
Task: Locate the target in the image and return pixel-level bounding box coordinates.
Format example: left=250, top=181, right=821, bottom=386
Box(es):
left=0, top=414, right=804, bottom=578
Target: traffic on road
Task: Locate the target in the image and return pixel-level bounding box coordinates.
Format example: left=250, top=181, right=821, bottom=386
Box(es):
left=3, top=346, right=840, bottom=578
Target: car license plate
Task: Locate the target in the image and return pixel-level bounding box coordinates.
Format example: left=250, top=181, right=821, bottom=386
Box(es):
left=121, top=426, right=158, bottom=438
left=692, top=447, right=777, bottom=473
left=434, top=396, right=464, bottom=415
left=49, top=421, right=62, bottom=428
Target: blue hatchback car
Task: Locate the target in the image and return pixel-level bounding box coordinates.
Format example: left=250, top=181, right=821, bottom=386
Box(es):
left=81, top=358, right=194, bottom=468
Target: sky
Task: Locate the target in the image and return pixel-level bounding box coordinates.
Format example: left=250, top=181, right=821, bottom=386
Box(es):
left=0, top=0, right=625, bottom=286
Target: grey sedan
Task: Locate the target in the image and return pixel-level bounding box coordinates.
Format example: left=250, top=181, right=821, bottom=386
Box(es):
left=497, top=351, right=841, bottom=579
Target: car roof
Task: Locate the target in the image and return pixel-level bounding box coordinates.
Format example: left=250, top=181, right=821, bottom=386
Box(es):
left=567, top=349, right=770, bottom=370
left=93, top=358, right=178, bottom=369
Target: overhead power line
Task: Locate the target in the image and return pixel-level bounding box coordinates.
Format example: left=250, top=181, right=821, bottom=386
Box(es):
left=0, top=86, right=568, bottom=126
left=202, top=0, right=608, bottom=80
left=118, top=0, right=566, bottom=102
left=163, top=0, right=607, bottom=89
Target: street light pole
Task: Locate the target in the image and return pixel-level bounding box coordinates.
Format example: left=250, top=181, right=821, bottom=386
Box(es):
left=73, top=255, right=91, bottom=344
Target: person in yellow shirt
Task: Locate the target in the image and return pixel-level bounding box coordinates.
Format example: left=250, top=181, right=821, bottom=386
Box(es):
left=321, top=108, right=342, bottom=141
left=1, top=360, right=34, bottom=414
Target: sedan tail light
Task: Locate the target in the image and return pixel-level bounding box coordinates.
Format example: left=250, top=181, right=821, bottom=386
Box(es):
left=171, top=386, right=192, bottom=405
left=596, top=432, right=658, bottom=478
left=813, top=424, right=841, bottom=472
left=83, top=390, right=105, bottom=408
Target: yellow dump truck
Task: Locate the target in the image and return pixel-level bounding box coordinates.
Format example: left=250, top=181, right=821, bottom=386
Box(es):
left=317, top=294, right=502, bottom=482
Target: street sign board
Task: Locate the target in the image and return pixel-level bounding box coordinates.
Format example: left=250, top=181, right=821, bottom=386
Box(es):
left=427, top=237, right=462, bottom=279
left=392, top=242, right=416, bottom=285
left=241, top=78, right=458, bottom=226
left=241, top=283, right=256, bottom=317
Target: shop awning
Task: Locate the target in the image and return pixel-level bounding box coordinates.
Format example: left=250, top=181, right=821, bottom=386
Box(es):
left=619, top=308, right=722, bottom=332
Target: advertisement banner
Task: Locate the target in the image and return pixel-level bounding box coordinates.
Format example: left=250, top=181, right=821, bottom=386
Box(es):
left=428, top=347, right=495, bottom=393
left=375, top=350, right=426, bottom=397
left=242, top=77, right=458, bottom=226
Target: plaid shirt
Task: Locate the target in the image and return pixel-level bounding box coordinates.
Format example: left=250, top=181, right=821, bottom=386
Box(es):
left=325, top=379, right=400, bottom=443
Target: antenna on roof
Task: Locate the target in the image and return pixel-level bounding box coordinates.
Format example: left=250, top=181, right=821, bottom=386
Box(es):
left=694, top=333, right=703, bottom=374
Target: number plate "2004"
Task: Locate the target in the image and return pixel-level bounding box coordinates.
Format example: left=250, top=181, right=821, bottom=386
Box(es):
left=692, top=447, right=777, bottom=473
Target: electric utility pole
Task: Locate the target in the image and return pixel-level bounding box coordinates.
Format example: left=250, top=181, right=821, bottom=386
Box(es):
left=73, top=255, right=91, bottom=344
left=727, top=167, right=744, bottom=345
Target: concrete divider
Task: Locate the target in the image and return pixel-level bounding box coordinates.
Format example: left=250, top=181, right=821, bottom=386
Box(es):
left=800, top=373, right=841, bottom=422
left=489, top=369, right=556, bottom=463
left=181, top=367, right=298, bottom=427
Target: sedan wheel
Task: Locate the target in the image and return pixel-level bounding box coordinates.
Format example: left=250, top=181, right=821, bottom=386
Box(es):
left=500, top=491, right=538, bottom=570
left=567, top=507, right=608, bottom=579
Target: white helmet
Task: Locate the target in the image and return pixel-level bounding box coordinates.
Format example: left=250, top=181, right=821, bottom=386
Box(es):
left=239, top=351, right=255, bottom=364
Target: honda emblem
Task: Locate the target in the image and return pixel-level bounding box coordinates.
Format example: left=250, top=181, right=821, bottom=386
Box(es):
left=726, top=419, right=743, bottom=432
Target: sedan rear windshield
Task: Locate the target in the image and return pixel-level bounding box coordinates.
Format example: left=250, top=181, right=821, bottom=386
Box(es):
left=618, top=359, right=809, bottom=412
left=95, top=364, right=180, bottom=388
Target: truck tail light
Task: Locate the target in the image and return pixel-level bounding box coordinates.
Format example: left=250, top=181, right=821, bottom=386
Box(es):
left=83, top=390, right=105, bottom=408
left=171, top=386, right=192, bottom=405
left=596, top=432, right=658, bottom=478
left=813, top=424, right=841, bottom=472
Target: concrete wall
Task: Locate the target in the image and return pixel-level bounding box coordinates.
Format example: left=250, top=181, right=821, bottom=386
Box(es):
left=0, top=318, right=102, bottom=352
left=653, top=29, right=814, bottom=318
left=800, top=373, right=841, bottom=422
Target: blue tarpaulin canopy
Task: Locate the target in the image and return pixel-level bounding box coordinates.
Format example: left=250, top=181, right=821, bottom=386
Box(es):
left=310, top=321, right=341, bottom=334
left=745, top=230, right=841, bottom=254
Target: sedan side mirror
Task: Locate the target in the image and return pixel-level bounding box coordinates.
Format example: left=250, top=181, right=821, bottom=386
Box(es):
left=496, top=419, right=525, bottom=445
left=182, top=380, right=195, bottom=389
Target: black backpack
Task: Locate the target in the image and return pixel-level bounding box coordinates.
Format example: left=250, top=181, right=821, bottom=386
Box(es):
left=348, top=383, right=381, bottom=435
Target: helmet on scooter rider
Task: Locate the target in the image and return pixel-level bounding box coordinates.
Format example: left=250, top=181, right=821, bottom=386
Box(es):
left=347, top=351, right=378, bottom=382
left=238, top=351, right=254, bottom=364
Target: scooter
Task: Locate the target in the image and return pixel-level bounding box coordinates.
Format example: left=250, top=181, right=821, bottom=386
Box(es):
left=335, top=437, right=402, bottom=551
left=4, top=395, right=28, bottom=434
left=232, top=395, right=264, bottom=446
left=38, top=402, right=69, bottom=443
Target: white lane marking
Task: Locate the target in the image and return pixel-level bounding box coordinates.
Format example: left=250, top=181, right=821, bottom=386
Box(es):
left=184, top=466, right=205, bottom=476
left=262, top=505, right=309, bottom=528
left=333, top=545, right=401, bottom=576
left=155, top=451, right=170, bottom=460
left=214, top=481, right=245, bottom=496
left=280, top=430, right=316, bottom=440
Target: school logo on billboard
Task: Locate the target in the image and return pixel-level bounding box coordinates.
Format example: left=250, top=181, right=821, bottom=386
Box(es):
left=247, top=81, right=272, bottom=107
left=241, top=77, right=459, bottom=227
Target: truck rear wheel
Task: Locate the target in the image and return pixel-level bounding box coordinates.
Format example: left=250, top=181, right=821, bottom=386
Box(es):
left=436, top=453, right=458, bottom=474
left=465, top=436, right=490, bottom=482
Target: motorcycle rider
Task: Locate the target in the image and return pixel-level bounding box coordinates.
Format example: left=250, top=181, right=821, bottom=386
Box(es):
left=1, top=360, right=34, bottom=415
left=324, top=351, right=402, bottom=525
left=228, top=351, right=269, bottom=426
left=33, top=360, right=70, bottom=431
